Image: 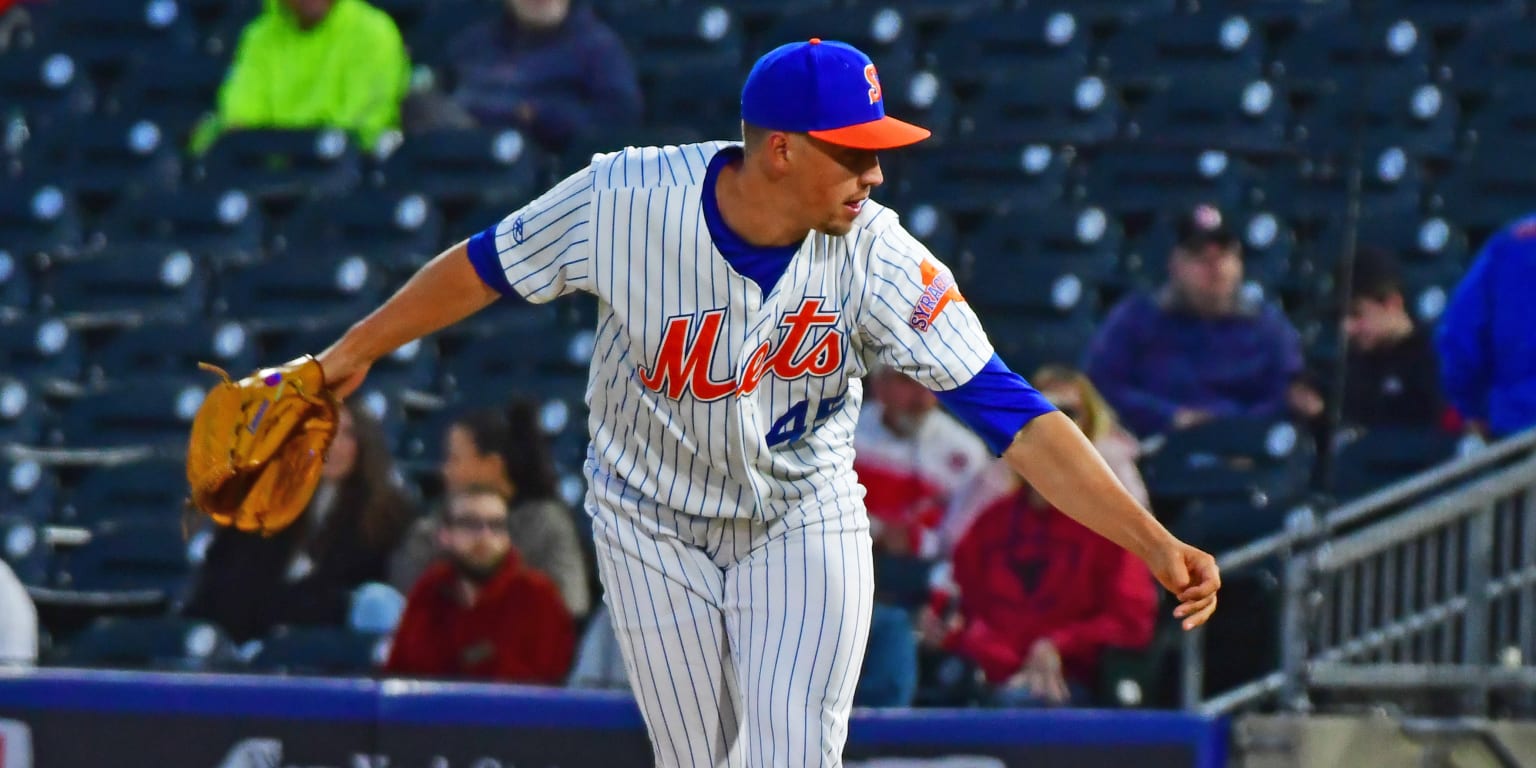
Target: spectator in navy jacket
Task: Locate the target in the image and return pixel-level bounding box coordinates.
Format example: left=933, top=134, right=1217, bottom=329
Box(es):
left=1438, top=214, right=1536, bottom=440
left=1086, top=204, right=1305, bottom=438
left=409, top=0, right=642, bottom=153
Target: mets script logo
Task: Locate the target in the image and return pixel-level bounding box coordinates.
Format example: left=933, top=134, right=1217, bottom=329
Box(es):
left=639, top=299, right=844, bottom=401
left=908, top=259, right=964, bottom=332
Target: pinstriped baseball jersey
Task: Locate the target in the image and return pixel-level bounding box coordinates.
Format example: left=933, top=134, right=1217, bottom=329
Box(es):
left=482, top=140, right=996, bottom=522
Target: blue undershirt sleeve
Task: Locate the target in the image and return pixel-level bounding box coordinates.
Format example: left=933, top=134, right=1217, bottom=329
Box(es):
left=934, top=354, right=1059, bottom=455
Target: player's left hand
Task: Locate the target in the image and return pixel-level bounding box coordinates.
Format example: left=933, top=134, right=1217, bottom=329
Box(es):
left=1145, top=540, right=1221, bottom=631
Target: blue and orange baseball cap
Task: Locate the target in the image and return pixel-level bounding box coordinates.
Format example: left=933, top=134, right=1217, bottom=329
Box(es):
left=741, top=38, right=931, bottom=150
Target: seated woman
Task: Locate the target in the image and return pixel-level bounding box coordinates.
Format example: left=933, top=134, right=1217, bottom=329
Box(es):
left=390, top=398, right=591, bottom=619
left=184, top=401, right=413, bottom=643
left=920, top=366, right=1158, bottom=707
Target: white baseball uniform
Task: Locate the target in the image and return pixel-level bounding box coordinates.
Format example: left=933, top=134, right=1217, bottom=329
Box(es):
left=467, top=140, right=1023, bottom=767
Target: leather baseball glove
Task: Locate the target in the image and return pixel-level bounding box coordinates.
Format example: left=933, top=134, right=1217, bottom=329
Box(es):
left=185, top=355, right=340, bottom=534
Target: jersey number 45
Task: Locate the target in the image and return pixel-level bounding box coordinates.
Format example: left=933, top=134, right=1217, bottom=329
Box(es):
left=767, top=394, right=846, bottom=447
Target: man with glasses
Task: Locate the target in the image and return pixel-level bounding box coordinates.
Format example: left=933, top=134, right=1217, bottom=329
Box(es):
left=1087, top=203, right=1305, bottom=438
left=385, top=485, right=575, bottom=684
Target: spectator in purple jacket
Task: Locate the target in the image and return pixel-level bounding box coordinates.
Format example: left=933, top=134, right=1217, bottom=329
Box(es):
left=1086, top=204, right=1305, bottom=438
left=409, top=0, right=641, bottom=152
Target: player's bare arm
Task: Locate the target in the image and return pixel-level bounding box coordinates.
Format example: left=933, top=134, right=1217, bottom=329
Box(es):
left=1002, top=412, right=1221, bottom=631
left=317, top=241, right=500, bottom=399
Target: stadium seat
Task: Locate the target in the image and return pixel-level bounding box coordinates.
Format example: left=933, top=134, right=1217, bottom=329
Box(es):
left=0, top=456, right=56, bottom=524
left=40, top=0, right=200, bottom=83
left=1099, top=10, right=1267, bottom=91
left=0, top=179, right=83, bottom=260
left=0, top=316, right=83, bottom=385
left=107, top=50, right=230, bottom=148
left=88, top=319, right=256, bottom=389
left=1348, top=213, right=1469, bottom=270
left=1129, top=67, right=1288, bottom=155
left=0, top=248, right=33, bottom=317
left=892, top=143, right=1073, bottom=217
left=367, top=0, right=435, bottom=39
left=216, top=251, right=387, bottom=330
left=97, top=185, right=266, bottom=264
left=956, top=63, right=1123, bottom=146
left=1444, top=20, right=1536, bottom=102
left=440, top=330, right=591, bottom=400
left=0, top=515, right=50, bottom=587
left=1272, top=17, right=1433, bottom=97
left=377, top=127, right=543, bottom=211
left=1330, top=426, right=1461, bottom=501
left=1262, top=146, right=1426, bottom=227
left=50, top=615, right=236, bottom=671
left=1295, top=80, right=1458, bottom=159
left=764, top=6, right=920, bottom=83
left=963, top=204, right=1123, bottom=285
left=250, top=625, right=388, bottom=676
left=1140, top=416, right=1315, bottom=513
left=1432, top=140, right=1536, bottom=235
left=1375, top=0, right=1525, bottom=35
left=641, top=65, right=743, bottom=143
left=1028, top=0, right=1177, bottom=32
left=608, top=3, right=743, bottom=81
left=259, top=325, right=438, bottom=396
left=19, top=117, right=181, bottom=215
left=0, top=50, right=96, bottom=130
left=36, top=244, right=210, bottom=326
left=930, top=9, right=1091, bottom=89
left=53, top=518, right=195, bottom=603
left=55, top=375, right=207, bottom=449
left=1082, top=147, right=1250, bottom=218
left=1224, top=0, right=1349, bottom=31
left=275, top=188, right=444, bottom=273
left=0, top=376, right=46, bottom=448
left=198, top=128, right=363, bottom=204
left=988, top=315, right=1098, bottom=376
left=1463, top=81, right=1536, bottom=150
left=404, top=0, right=496, bottom=75
left=55, top=458, right=189, bottom=527
left=1128, top=208, right=1294, bottom=296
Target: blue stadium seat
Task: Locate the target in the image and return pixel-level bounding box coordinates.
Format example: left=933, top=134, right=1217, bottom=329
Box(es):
left=1141, top=416, right=1314, bottom=511
left=198, top=128, right=363, bottom=204
left=1330, top=426, right=1462, bottom=501
left=957, top=63, right=1122, bottom=146
left=1272, top=17, right=1433, bottom=97
left=965, top=259, right=1099, bottom=326
left=930, top=9, right=1091, bottom=89
left=0, top=248, right=33, bottom=317
left=1432, top=140, right=1536, bottom=234
left=107, top=50, right=230, bottom=147
left=56, top=458, right=189, bottom=527
left=55, top=375, right=206, bottom=449
left=986, top=314, right=1097, bottom=378
left=1027, top=0, right=1177, bottom=31
left=963, top=204, right=1123, bottom=285
left=1221, top=0, right=1348, bottom=30
left=36, top=245, right=211, bottom=326
left=275, top=189, right=444, bottom=273
left=250, top=625, right=388, bottom=676
left=1262, top=146, right=1426, bottom=227
left=98, top=185, right=266, bottom=263
left=1130, top=67, right=1288, bottom=154
left=88, top=319, right=257, bottom=389
left=0, top=456, right=56, bottom=525
left=0, top=515, right=49, bottom=587
left=259, top=325, right=438, bottom=396
left=0, top=179, right=83, bottom=260
left=641, top=65, right=743, bottom=142
left=51, top=615, right=235, bottom=671
left=53, top=518, right=195, bottom=605
left=1083, top=147, right=1250, bottom=217
left=1296, top=80, right=1458, bottom=159
left=892, top=143, right=1073, bottom=217
left=1100, top=10, right=1267, bottom=90
left=1463, top=81, right=1536, bottom=150
left=216, top=251, right=387, bottom=329
left=19, top=117, right=181, bottom=214
left=404, top=0, right=497, bottom=75
left=0, top=50, right=96, bottom=130
left=377, top=128, right=543, bottom=211
left=440, top=330, right=590, bottom=400
left=764, top=7, right=920, bottom=84
left=608, top=3, right=744, bottom=81
left=1127, top=207, right=1294, bottom=296
left=1444, top=20, right=1536, bottom=101
left=39, top=0, right=200, bottom=82
left=0, top=376, right=47, bottom=448
left=0, top=316, right=83, bottom=385
left=1374, top=0, right=1525, bottom=35
left=1351, top=213, right=1469, bottom=270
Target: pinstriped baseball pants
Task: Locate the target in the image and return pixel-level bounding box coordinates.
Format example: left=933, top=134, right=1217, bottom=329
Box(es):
left=588, top=500, right=875, bottom=768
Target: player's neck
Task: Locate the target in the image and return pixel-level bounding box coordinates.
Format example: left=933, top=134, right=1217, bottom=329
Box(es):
left=715, top=160, right=810, bottom=248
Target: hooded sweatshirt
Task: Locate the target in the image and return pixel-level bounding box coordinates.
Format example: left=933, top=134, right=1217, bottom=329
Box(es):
left=193, top=0, right=409, bottom=152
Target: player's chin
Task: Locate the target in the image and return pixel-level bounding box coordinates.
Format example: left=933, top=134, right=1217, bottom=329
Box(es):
left=817, top=216, right=857, bottom=237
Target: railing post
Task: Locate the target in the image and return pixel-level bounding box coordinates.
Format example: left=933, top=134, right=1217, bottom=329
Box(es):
left=1181, top=625, right=1205, bottom=710
left=1463, top=502, right=1496, bottom=716
left=1279, top=543, right=1316, bottom=713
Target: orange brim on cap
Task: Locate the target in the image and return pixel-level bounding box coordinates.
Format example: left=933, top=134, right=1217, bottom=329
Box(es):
left=808, top=115, right=932, bottom=150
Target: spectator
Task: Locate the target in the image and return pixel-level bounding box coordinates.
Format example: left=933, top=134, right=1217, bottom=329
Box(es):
left=853, top=366, right=990, bottom=561
left=1438, top=214, right=1536, bottom=440
left=190, top=0, right=410, bottom=153
left=184, top=401, right=413, bottom=643
left=404, top=0, right=642, bottom=152
left=1086, top=203, right=1305, bottom=438
left=1336, top=248, right=1448, bottom=430
left=389, top=400, right=590, bottom=619
left=921, top=367, right=1157, bottom=708
left=385, top=485, right=575, bottom=684
left=0, top=560, right=36, bottom=667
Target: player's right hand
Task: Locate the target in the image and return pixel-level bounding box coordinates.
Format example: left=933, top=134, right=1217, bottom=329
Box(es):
left=315, top=345, right=371, bottom=401
left=1145, top=540, right=1221, bottom=631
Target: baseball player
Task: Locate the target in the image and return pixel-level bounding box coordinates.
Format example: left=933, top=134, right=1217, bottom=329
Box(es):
left=314, top=39, right=1221, bottom=768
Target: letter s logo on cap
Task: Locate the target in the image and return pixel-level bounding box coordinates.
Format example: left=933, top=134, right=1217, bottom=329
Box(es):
left=864, top=64, right=882, bottom=105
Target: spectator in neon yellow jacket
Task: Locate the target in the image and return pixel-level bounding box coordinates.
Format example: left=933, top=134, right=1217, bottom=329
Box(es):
left=191, top=0, right=410, bottom=153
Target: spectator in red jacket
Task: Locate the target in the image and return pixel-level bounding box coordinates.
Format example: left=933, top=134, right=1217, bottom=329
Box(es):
left=385, top=485, right=574, bottom=684
left=922, top=366, right=1157, bottom=707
